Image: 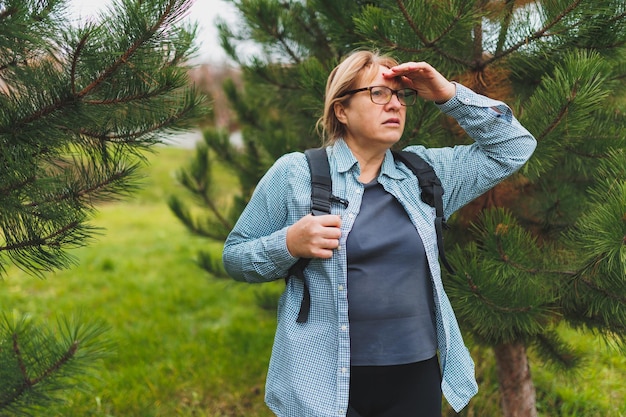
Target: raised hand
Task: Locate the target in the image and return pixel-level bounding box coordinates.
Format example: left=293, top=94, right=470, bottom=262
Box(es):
left=383, top=62, right=456, bottom=103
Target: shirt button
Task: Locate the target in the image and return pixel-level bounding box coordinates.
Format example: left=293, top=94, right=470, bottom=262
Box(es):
left=339, top=409, right=344, bottom=415
left=341, top=324, right=347, bottom=331
left=337, top=245, right=341, bottom=251
left=348, top=213, right=354, bottom=219
left=464, top=97, right=471, bottom=103
left=355, top=189, right=361, bottom=194
left=341, top=367, right=347, bottom=373
left=338, top=285, right=344, bottom=291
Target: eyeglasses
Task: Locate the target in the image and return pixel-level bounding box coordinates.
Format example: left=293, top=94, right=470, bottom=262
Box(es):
left=340, top=85, right=419, bottom=106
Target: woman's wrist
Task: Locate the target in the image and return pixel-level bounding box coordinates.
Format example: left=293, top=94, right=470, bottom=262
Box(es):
left=434, top=81, right=456, bottom=104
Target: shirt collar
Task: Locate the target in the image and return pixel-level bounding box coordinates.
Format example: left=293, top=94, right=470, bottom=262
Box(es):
left=329, top=139, right=358, bottom=174
left=329, top=138, right=406, bottom=180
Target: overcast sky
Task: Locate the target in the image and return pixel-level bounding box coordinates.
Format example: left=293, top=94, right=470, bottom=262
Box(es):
left=69, top=0, right=240, bottom=64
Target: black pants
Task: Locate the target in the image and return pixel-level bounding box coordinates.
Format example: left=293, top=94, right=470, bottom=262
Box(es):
left=347, top=356, right=442, bottom=417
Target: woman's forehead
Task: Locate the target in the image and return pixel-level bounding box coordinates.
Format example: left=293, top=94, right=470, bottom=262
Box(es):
left=358, top=65, right=402, bottom=87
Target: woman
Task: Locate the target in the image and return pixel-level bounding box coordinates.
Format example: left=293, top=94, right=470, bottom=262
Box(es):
left=222, top=50, right=536, bottom=417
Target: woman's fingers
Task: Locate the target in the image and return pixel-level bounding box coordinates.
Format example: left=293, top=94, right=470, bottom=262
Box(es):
left=287, top=214, right=342, bottom=259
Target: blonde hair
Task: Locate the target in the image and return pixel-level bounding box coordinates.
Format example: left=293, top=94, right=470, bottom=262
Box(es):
left=316, top=50, right=401, bottom=146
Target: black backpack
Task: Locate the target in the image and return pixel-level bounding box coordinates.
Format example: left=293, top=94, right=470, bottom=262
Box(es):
left=287, top=148, right=453, bottom=323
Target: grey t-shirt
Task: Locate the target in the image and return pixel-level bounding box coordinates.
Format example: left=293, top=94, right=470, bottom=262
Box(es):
left=346, top=179, right=437, bottom=366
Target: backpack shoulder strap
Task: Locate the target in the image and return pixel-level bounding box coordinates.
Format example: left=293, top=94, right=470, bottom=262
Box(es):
left=392, top=150, right=455, bottom=274
left=305, top=148, right=332, bottom=216
left=288, top=148, right=333, bottom=324
left=391, top=150, right=438, bottom=206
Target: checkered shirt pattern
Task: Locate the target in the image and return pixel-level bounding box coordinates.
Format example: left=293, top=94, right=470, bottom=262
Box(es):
left=222, top=83, right=537, bottom=417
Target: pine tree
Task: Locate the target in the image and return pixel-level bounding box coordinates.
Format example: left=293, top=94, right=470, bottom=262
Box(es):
left=0, top=0, right=207, bottom=413
left=171, top=0, right=626, bottom=415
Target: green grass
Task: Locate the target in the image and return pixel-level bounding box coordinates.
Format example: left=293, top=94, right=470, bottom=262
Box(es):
left=1, top=146, right=277, bottom=417
left=2, top=146, right=625, bottom=416
left=533, top=329, right=626, bottom=417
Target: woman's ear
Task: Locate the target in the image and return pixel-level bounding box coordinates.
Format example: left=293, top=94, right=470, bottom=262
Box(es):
left=334, top=102, right=347, bottom=124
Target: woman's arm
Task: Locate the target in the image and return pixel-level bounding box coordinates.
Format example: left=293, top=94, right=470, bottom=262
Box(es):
left=405, top=83, right=537, bottom=217
left=222, top=154, right=299, bottom=283
left=222, top=152, right=341, bottom=283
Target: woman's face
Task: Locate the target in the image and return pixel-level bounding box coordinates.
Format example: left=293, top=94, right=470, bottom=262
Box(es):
left=335, top=65, right=406, bottom=151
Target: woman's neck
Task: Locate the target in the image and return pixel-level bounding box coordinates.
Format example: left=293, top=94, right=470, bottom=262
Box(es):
left=345, top=141, right=387, bottom=183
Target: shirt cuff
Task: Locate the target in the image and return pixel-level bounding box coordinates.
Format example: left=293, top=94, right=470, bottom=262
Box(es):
left=436, top=82, right=513, bottom=122
left=268, top=226, right=299, bottom=271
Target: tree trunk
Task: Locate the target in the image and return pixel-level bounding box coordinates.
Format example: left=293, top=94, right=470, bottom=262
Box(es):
left=493, top=341, right=537, bottom=417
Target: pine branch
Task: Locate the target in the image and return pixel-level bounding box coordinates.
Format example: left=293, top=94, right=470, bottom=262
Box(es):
left=463, top=271, right=534, bottom=314
left=76, top=0, right=182, bottom=99
left=21, top=166, right=134, bottom=209
left=574, top=271, right=626, bottom=305
left=535, top=88, right=575, bottom=143
left=245, top=1, right=302, bottom=64
left=247, top=63, right=302, bottom=91
left=533, top=331, right=581, bottom=370
left=81, top=83, right=176, bottom=105
left=0, top=175, right=36, bottom=197
left=9, top=94, right=74, bottom=130
left=0, top=0, right=207, bottom=278
left=6, top=332, right=78, bottom=407
left=69, top=30, right=90, bottom=96
left=493, top=233, right=577, bottom=276
left=495, top=0, right=516, bottom=55
left=386, top=0, right=472, bottom=67
left=170, top=143, right=233, bottom=235
left=4, top=0, right=194, bottom=134
left=76, top=103, right=197, bottom=144
left=0, top=220, right=82, bottom=253
left=486, top=0, right=584, bottom=65
left=0, top=314, right=111, bottom=412
left=289, top=4, right=334, bottom=61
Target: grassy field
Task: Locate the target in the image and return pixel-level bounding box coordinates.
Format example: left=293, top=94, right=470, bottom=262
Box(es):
left=1, top=146, right=278, bottom=417
left=1, top=146, right=625, bottom=416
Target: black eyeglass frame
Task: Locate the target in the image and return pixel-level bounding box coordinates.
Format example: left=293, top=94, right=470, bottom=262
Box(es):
left=339, top=85, right=419, bottom=106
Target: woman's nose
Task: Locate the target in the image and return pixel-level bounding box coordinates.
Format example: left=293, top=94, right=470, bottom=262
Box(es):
left=386, top=92, right=403, bottom=108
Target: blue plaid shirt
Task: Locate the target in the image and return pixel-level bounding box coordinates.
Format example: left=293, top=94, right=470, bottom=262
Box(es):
left=223, top=84, right=537, bottom=416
